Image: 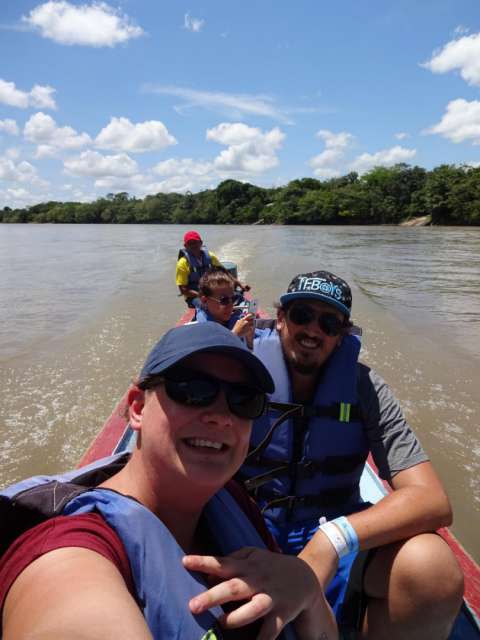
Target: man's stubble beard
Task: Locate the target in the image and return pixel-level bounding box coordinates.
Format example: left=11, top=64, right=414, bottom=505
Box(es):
left=287, top=350, right=321, bottom=376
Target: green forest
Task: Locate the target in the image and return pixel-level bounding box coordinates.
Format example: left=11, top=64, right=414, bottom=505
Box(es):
left=1, top=163, right=480, bottom=225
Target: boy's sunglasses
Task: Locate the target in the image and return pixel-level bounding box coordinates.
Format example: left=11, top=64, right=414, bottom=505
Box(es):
left=287, top=304, right=345, bottom=337
left=142, top=367, right=267, bottom=419
left=208, top=295, right=237, bottom=306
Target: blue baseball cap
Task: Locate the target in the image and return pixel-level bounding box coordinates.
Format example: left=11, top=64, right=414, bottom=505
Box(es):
left=138, top=322, right=274, bottom=393
left=279, top=270, right=352, bottom=317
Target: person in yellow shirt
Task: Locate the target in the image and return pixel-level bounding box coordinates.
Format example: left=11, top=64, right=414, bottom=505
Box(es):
left=176, top=230, right=249, bottom=308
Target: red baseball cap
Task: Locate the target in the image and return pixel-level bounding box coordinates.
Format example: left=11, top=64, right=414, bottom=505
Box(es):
left=183, top=230, right=202, bottom=244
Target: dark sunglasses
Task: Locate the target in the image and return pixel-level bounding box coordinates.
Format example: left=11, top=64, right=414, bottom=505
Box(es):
left=143, top=367, right=267, bottom=419
left=287, top=304, right=345, bottom=337
left=208, top=295, right=236, bottom=306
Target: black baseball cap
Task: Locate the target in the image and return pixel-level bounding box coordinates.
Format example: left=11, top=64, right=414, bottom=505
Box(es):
left=138, top=322, right=274, bottom=393
left=280, top=271, right=352, bottom=317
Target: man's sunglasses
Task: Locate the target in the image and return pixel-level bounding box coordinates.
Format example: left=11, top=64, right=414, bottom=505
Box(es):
left=287, top=304, right=345, bottom=337
left=208, top=295, right=237, bottom=306
left=142, top=367, right=267, bottom=419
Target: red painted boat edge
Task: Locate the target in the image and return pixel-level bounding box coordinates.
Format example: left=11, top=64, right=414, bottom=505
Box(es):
left=78, top=393, right=130, bottom=467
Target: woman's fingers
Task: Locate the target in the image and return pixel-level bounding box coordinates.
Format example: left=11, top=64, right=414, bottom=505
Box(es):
left=188, top=577, right=256, bottom=614
left=219, top=592, right=274, bottom=628
left=183, top=549, right=337, bottom=639
left=183, top=554, right=226, bottom=577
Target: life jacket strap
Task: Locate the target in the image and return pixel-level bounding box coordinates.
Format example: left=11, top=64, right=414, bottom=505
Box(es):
left=258, top=485, right=358, bottom=514
left=241, top=454, right=366, bottom=491
left=268, top=401, right=361, bottom=422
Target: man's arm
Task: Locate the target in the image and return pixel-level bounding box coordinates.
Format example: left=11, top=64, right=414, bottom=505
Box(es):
left=300, top=461, right=452, bottom=588
left=176, top=257, right=198, bottom=301
left=3, top=548, right=152, bottom=640
left=299, top=365, right=452, bottom=588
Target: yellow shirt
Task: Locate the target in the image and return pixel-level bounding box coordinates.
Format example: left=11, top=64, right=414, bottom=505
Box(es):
left=175, top=251, right=221, bottom=287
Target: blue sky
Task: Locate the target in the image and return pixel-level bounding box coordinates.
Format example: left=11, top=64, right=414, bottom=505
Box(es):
left=1, top=0, right=480, bottom=208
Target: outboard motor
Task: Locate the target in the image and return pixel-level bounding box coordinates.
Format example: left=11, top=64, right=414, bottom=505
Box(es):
left=221, top=261, right=245, bottom=304
left=221, top=261, right=238, bottom=280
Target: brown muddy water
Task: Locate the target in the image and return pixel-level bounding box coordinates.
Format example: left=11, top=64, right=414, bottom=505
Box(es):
left=1, top=224, right=479, bottom=560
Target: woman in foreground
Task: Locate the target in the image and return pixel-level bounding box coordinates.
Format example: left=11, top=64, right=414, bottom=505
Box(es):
left=0, top=322, right=337, bottom=640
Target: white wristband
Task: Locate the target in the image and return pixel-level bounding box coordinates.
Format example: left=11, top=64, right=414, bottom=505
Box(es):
left=318, top=520, right=350, bottom=558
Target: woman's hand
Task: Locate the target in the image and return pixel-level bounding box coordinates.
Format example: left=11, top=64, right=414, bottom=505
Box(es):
left=183, top=547, right=338, bottom=640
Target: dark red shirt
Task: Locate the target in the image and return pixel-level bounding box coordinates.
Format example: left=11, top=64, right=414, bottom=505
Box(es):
left=0, top=481, right=278, bottom=638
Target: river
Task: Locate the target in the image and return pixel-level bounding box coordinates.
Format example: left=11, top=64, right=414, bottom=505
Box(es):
left=0, top=223, right=479, bottom=561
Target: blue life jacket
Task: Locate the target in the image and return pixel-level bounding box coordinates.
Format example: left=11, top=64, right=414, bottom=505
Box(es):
left=195, top=307, right=242, bottom=331
left=178, top=247, right=213, bottom=291
left=1, top=454, right=297, bottom=640
left=239, top=328, right=369, bottom=529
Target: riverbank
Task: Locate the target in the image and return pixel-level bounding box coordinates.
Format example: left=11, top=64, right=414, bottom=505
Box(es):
left=2, top=164, right=480, bottom=226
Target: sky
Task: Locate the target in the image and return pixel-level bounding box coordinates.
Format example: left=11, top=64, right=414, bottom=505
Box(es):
left=1, top=0, right=480, bottom=208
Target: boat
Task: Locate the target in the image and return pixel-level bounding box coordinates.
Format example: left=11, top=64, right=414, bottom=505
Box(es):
left=78, top=264, right=480, bottom=639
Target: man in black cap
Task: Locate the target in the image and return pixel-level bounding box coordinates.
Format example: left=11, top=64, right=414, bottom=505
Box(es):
left=0, top=323, right=337, bottom=640
left=239, top=271, right=463, bottom=639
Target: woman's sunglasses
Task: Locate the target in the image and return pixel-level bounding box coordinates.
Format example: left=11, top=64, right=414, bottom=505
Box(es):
left=287, top=304, right=345, bottom=337
left=208, top=295, right=237, bottom=306
left=142, top=367, right=267, bottom=419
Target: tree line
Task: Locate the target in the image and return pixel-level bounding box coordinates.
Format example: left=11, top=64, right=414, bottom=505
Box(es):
left=1, top=163, right=479, bottom=225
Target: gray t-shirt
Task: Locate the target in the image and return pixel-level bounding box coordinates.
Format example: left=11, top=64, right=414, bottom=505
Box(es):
left=356, top=362, right=428, bottom=482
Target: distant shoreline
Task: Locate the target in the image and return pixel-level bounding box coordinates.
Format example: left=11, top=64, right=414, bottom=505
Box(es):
left=2, top=164, right=479, bottom=226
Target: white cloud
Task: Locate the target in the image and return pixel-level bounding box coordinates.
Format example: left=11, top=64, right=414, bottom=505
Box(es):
left=148, top=124, right=284, bottom=193
left=149, top=159, right=219, bottom=194
left=207, top=123, right=285, bottom=173
left=422, top=33, right=480, bottom=87
left=207, top=122, right=265, bottom=146
left=0, top=119, right=19, bottom=136
left=309, top=151, right=343, bottom=179
left=454, top=25, right=470, bottom=36
left=29, top=84, right=57, bottom=109
left=350, top=145, right=417, bottom=173
left=95, top=116, right=177, bottom=153
left=0, top=187, right=45, bottom=208
left=34, top=145, right=57, bottom=158
left=153, top=158, right=213, bottom=177
left=316, top=129, right=354, bottom=149
left=23, top=1, right=144, bottom=47
left=309, top=129, right=354, bottom=178
left=184, top=13, right=205, bottom=33
left=0, top=78, right=56, bottom=109
left=147, top=175, right=213, bottom=194
left=0, top=156, right=44, bottom=185
left=24, top=112, right=91, bottom=154
left=64, top=150, right=138, bottom=177
left=93, top=172, right=211, bottom=196
left=425, top=99, right=480, bottom=144
left=0, top=79, right=28, bottom=108
left=5, top=148, right=21, bottom=160
left=394, top=132, right=409, bottom=140
left=144, top=85, right=294, bottom=124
